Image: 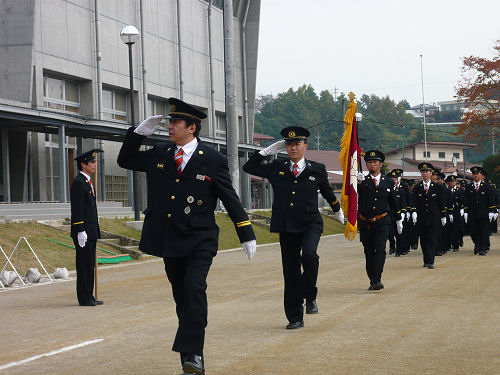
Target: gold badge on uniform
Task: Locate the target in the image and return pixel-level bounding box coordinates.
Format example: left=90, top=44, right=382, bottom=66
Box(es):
left=288, top=131, right=296, bottom=138
left=309, top=176, right=315, bottom=181
left=197, top=200, right=203, bottom=206
left=184, top=206, right=191, bottom=214
left=156, top=163, right=164, bottom=169
left=423, top=164, right=427, bottom=168
left=187, top=196, right=194, bottom=203
left=370, top=151, right=375, bottom=156
left=279, top=171, right=284, bottom=175
left=171, top=104, right=176, bottom=112
left=199, top=150, right=204, bottom=155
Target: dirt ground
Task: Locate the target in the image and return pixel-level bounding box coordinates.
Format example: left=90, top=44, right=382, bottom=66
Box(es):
left=1, top=233, right=499, bottom=375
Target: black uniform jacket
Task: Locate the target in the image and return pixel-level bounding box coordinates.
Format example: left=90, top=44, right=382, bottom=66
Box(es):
left=390, top=183, right=407, bottom=221
left=413, top=181, right=446, bottom=226
left=357, top=175, right=400, bottom=231
left=242, top=151, right=340, bottom=233
left=70, top=173, right=100, bottom=240
left=463, top=181, right=495, bottom=220
left=117, top=128, right=255, bottom=258
left=449, top=187, right=464, bottom=216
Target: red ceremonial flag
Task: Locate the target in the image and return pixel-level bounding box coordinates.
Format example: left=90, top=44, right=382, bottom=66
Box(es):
left=339, top=93, right=361, bottom=240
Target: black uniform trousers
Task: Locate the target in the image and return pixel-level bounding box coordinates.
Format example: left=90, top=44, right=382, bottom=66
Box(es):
left=468, top=218, right=490, bottom=253
left=73, top=238, right=97, bottom=305
left=419, top=224, right=438, bottom=265
left=279, top=228, right=322, bottom=324
left=163, top=250, right=213, bottom=357
left=360, top=224, right=389, bottom=284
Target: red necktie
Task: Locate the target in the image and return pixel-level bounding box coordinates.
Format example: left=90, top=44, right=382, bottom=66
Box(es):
left=373, top=179, right=378, bottom=188
left=174, top=148, right=184, bottom=175
left=89, top=178, right=95, bottom=197
left=475, top=183, right=479, bottom=192
left=293, top=163, right=298, bottom=177
left=425, top=184, right=429, bottom=193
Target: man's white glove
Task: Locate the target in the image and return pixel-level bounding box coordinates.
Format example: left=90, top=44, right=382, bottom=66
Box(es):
left=77, top=231, right=87, bottom=248
left=356, top=173, right=365, bottom=183
left=334, top=208, right=344, bottom=224
left=441, top=217, right=446, bottom=226
left=464, top=212, right=468, bottom=223
left=396, top=219, right=403, bottom=234
left=460, top=208, right=464, bottom=217
left=489, top=212, right=495, bottom=222
left=134, top=115, right=163, bottom=136
left=412, top=212, right=417, bottom=224
left=400, top=213, right=405, bottom=222
left=259, top=140, right=286, bottom=156
left=406, top=212, right=410, bottom=221
left=242, top=240, right=257, bottom=260
left=494, top=213, right=498, bottom=221
left=449, top=214, right=454, bottom=223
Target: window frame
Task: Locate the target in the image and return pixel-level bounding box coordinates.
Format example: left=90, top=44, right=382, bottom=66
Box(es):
left=43, top=75, right=81, bottom=113
left=102, top=88, right=129, bottom=122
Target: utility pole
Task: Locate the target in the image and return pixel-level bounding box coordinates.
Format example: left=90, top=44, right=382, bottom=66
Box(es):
left=420, top=54, right=428, bottom=161
left=223, top=0, right=240, bottom=195
left=402, top=124, right=405, bottom=169
left=332, top=85, right=338, bottom=101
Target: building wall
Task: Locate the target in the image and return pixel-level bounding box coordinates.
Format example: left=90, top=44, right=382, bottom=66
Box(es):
left=0, top=0, right=260, bottom=204
left=386, top=144, right=466, bottom=165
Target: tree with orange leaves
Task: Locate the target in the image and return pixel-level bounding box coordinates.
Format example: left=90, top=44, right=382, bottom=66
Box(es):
left=456, top=40, right=500, bottom=142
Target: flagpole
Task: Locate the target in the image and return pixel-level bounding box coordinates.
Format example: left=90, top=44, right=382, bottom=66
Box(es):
left=420, top=54, right=428, bottom=161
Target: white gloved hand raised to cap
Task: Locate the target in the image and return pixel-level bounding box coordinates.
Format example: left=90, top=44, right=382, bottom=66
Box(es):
left=242, top=239, right=257, bottom=260
left=259, top=140, right=286, bottom=156
left=134, top=115, right=163, bottom=136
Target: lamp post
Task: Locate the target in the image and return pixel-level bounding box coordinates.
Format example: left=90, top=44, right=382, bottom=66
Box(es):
left=120, top=25, right=141, bottom=220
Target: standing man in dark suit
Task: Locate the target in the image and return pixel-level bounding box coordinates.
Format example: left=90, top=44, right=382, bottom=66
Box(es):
left=445, top=175, right=463, bottom=252
left=463, top=166, right=496, bottom=256
left=70, top=149, right=103, bottom=307
left=412, top=163, right=447, bottom=269
left=243, top=126, right=344, bottom=329
left=117, top=98, right=256, bottom=375
left=356, top=151, right=402, bottom=290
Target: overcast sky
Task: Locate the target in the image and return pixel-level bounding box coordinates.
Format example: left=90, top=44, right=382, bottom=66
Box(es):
left=256, top=0, right=500, bottom=107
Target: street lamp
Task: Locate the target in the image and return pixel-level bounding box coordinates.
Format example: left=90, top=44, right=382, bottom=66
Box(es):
left=120, top=25, right=141, bottom=221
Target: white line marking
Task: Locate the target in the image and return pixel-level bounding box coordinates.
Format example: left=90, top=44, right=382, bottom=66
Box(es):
left=0, top=339, right=104, bottom=371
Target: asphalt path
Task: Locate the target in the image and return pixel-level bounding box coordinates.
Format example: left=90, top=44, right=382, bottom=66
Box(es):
left=1, top=233, right=499, bottom=375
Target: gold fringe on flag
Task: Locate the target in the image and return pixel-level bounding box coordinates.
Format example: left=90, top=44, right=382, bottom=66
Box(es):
left=339, top=92, right=358, bottom=240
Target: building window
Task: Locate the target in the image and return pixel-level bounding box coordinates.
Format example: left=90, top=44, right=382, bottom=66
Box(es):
left=215, top=113, right=227, bottom=138
left=438, top=152, right=445, bottom=159
left=105, top=175, right=129, bottom=205
left=103, top=89, right=128, bottom=121
left=43, top=76, right=80, bottom=113
left=423, top=151, right=430, bottom=158
left=147, top=98, right=168, bottom=116
left=453, top=152, right=460, bottom=159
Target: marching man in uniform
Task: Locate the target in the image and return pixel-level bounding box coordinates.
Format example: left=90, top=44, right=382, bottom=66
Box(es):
left=118, top=98, right=256, bottom=375
left=243, top=126, right=344, bottom=329
left=356, top=150, right=402, bottom=290
left=412, top=163, right=447, bottom=269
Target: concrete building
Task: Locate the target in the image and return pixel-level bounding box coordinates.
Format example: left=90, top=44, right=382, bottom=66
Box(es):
left=0, top=0, right=261, bottom=210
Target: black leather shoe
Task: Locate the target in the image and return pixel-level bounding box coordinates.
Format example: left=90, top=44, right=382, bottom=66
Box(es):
left=372, top=282, right=384, bottom=290
left=453, top=248, right=459, bottom=252
left=305, top=300, right=318, bottom=314
left=95, top=300, right=104, bottom=305
left=395, top=253, right=400, bottom=257
left=426, top=264, right=434, bottom=269
left=478, top=251, right=486, bottom=256
left=389, top=248, right=395, bottom=255
left=368, top=284, right=375, bottom=290
left=435, top=251, right=443, bottom=256
left=79, top=301, right=97, bottom=306
left=286, top=321, right=304, bottom=329
left=182, top=354, right=205, bottom=374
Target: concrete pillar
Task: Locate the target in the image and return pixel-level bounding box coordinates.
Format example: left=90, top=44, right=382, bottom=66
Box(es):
left=58, top=126, right=67, bottom=202
left=1, top=128, right=10, bottom=202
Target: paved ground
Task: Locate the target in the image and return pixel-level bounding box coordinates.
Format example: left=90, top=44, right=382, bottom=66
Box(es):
left=1, top=233, right=499, bottom=375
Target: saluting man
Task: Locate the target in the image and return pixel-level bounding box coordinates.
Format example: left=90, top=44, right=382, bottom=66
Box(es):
left=356, top=151, right=402, bottom=290
left=463, top=166, right=496, bottom=256
left=117, top=98, right=256, bottom=375
left=412, top=163, right=447, bottom=269
left=243, top=126, right=344, bottom=329
left=70, top=149, right=104, bottom=306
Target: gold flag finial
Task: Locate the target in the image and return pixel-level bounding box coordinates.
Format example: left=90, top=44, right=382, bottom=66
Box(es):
left=348, top=92, right=356, bottom=102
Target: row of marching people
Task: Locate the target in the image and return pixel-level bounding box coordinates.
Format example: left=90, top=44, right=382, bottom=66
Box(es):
left=386, top=164, right=499, bottom=264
